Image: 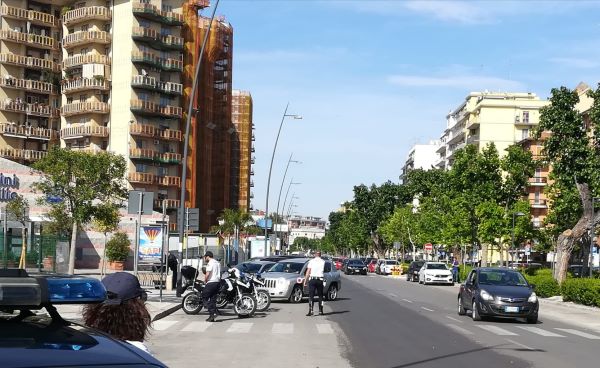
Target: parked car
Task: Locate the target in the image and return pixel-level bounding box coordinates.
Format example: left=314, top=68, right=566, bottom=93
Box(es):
left=332, top=257, right=346, bottom=270
left=377, top=259, right=400, bottom=275
left=367, top=259, right=378, bottom=273
left=344, top=259, right=367, bottom=275
left=419, top=262, right=453, bottom=285
left=260, top=258, right=341, bottom=302
left=236, top=260, right=276, bottom=275
left=406, top=260, right=425, bottom=282
left=458, top=267, right=538, bottom=323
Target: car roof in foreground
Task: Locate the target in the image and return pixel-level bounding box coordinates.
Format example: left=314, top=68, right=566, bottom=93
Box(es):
left=276, top=257, right=310, bottom=263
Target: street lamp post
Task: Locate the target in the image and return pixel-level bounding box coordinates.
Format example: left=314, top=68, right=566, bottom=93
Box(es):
left=275, top=154, right=301, bottom=228
left=176, top=0, right=220, bottom=297
left=263, top=104, right=301, bottom=256
left=281, top=179, right=300, bottom=220
left=589, top=197, right=600, bottom=277
left=511, top=212, right=526, bottom=267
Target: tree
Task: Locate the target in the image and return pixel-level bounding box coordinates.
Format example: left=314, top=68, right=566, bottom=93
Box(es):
left=32, top=147, right=128, bottom=274
left=92, top=204, right=120, bottom=276
left=6, top=194, right=29, bottom=269
left=536, top=85, right=600, bottom=283
left=217, top=208, right=253, bottom=261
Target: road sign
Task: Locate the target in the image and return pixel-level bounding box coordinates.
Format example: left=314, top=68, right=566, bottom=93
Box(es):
left=178, top=208, right=200, bottom=232
left=424, top=243, right=433, bottom=252
left=127, top=191, right=154, bottom=215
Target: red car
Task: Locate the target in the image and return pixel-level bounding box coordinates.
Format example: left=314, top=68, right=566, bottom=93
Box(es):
left=368, top=259, right=378, bottom=273
left=333, top=257, right=346, bottom=270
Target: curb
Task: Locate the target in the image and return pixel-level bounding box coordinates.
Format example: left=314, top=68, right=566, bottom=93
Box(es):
left=152, top=304, right=182, bottom=322
left=540, top=297, right=600, bottom=313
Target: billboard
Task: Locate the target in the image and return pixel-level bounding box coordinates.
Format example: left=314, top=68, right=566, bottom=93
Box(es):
left=256, top=218, right=273, bottom=229
left=139, top=226, right=163, bottom=262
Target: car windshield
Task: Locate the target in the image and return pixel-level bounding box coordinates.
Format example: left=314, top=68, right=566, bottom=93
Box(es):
left=478, top=270, right=528, bottom=286
left=237, top=263, right=262, bottom=273
left=427, top=264, right=447, bottom=270
left=349, top=260, right=364, bottom=265
left=413, top=262, right=424, bottom=268
left=386, top=260, right=398, bottom=265
left=268, top=262, right=305, bottom=274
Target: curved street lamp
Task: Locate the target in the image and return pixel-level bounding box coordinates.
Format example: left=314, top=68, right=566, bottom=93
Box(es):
left=275, top=155, right=301, bottom=225
left=510, top=211, right=526, bottom=267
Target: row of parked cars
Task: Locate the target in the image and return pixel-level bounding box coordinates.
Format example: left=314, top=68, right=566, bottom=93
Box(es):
left=331, top=257, right=404, bottom=276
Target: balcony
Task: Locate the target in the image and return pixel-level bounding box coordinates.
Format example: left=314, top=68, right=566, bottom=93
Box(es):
left=62, top=78, right=110, bottom=94
left=162, top=58, right=183, bottom=72
left=129, top=123, right=156, bottom=137
left=128, top=172, right=155, bottom=184
left=515, top=115, right=536, bottom=126
left=155, top=175, right=181, bottom=187
left=0, top=148, right=47, bottom=161
left=63, top=6, right=111, bottom=26
left=157, top=152, right=182, bottom=164
left=0, top=123, right=58, bottom=140
left=157, top=129, right=182, bottom=141
left=157, top=81, right=183, bottom=95
left=0, top=30, right=56, bottom=50
left=530, top=199, right=548, bottom=209
left=63, top=54, right=111, bottom=69
left=132, top=1, right=184, bottom=25
left=130, top=99, right=182, bottom=118
left=63, top=31, right=111, bottom=49
left=0, top=53, right=59, bottom=72
left=131, top=27, right=183, bottom=50
left=131, top=51, right=161, bottom=67
left=129, top=148, right=157, bottom=161
left=131, top=75, right=157, bottom=90
left=466, top=134, right=480, bottom=144
left=250, top=181, right=254, bottom=187
left=160, top=105, right=182, bottom=118
left=61, top=102, right=110, bottom=117
left=0, top=100, right=59, bottom=118
left=160, top=35, right=184, bottom=50
left=0, top=5, right=57, bottom=27
left=154, top=198, right=180, bottom=210
left=528, top=177, right=548, bottom=186
left=0, top=77, right=56, bottom=94
left=61, top=125, right=109, bottom=140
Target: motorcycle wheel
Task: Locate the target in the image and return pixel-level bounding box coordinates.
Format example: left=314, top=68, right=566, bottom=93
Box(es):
left=216, top=292, right=228, bottom=309
left=255, top=290, right=271, bottom=312
left=182, top=292, right=203, bottom=315
left=233, top=293, right=257, bottom=318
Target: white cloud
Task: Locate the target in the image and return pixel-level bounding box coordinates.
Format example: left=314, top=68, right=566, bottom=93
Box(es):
left=388, top=74, right=525, bottom=91
left=404, top=1, right=491, bottom=25
left=550, top=57, right=600, bottom=69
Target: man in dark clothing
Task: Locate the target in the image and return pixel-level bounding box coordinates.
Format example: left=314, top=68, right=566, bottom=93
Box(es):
left=202, top=251, right=221, bottom=322
left=167, top=253, right=178, bottom=290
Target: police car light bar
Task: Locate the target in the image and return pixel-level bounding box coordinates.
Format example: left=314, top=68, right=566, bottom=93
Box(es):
left=46, top=277, right=106, bottom=304
left=0, top=276, right=43, bottom=308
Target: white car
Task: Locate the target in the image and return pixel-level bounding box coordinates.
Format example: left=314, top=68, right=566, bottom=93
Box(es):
left=418, top=262, right=454, bottom=285
left=377, top=259, right=399, bottom=275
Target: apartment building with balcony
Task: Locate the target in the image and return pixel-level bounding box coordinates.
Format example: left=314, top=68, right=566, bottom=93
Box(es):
left=287, top=216, right=326, bottom=245
left=399, top=140, right=440, bottom=184
left=182, top=6, right=233, bottom=232
left=436, top=91, right=549, bottom=169
left=0, top=0, right=62, bottom=163
left=231, top=90, right=253, bottom=212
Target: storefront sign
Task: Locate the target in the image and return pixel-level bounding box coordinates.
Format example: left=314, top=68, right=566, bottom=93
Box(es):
left=0, top=173, right=19, bottom=202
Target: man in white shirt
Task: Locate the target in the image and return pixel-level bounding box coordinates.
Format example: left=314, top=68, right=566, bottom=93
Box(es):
left=202, top=251, right=221, bottom=322
left=303, top=251, right=326, bottom=316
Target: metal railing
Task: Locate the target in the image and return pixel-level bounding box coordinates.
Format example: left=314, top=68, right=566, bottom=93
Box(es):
left=63, top=6, right=111, bottom=26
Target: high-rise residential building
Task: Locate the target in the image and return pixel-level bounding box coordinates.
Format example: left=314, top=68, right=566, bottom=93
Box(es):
left=287, top=216, right=326, bottom=245
left=436, top=91, right=549, bottom=170
left=231, top=89, right=253, bottom=212
left=519, top=131, right=552, bottom=228
left=183, top=7, right=233, bottom=231
left=399, top=140, right=440, bottom=184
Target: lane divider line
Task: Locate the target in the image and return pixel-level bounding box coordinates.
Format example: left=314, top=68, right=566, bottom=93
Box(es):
left=516, top=326, right=564, bottom=337
left=555, top=328, right=600, bottom=340
left=421, top=307, right=434, bottom=312
left=476, top=325, right=518, bottom=336
left=446, top=316, right=463, bottom=323
left=402, top=298, right=413, bottom=303
left=447, top=324, right=474, bottom=335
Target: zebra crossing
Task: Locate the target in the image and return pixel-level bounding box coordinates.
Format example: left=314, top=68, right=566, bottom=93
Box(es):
left=446, top=321, right=600, bottom=341
left=151, top=319, right=336, bottom=335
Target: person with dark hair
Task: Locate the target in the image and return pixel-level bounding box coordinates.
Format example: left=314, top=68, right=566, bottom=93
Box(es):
left=83, top=272, right=151, bottom=354
left=202, top=251, right=221, bottom=322
left=303, top=251, right=326, bottom=316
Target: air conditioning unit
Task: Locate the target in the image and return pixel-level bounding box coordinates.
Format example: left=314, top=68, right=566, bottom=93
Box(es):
left=515, top=116, right=520, bottom=123
left=154, top=140, right=160, bottom=145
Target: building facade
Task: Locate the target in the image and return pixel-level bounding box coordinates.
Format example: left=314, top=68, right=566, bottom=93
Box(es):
left=436, top=92, right=548, bottom=170
left=399, top=140, right=440, bottom=184
left=231, top=89, right=253, bottom=212
left=287, top=216, right=326, bottom=245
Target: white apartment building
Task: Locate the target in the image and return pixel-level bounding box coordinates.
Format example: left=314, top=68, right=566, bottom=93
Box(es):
left=399, top=140, right=440, bottom=184
left=287, top=215, right=326, bottom=245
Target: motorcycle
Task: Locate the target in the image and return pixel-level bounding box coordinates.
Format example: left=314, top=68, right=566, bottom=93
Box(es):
left=246, top=273, right=271, bottom=312
left=181, top=265, right=205, bottom=315
left=216, top=267, right=257, bottom=318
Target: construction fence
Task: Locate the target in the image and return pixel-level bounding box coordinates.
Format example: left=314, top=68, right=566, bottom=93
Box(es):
left=0, top=233, right=67, bottom=272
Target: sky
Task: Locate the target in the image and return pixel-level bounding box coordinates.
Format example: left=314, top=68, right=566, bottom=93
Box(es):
left=207, top=0, right=600, bottom=221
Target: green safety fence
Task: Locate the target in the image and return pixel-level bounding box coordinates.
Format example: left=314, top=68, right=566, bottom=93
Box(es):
left=1, top=233, right=67, bottom=272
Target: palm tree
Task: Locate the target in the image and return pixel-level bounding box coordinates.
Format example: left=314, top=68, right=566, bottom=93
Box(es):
left=217, top=208, right=253, bottom=263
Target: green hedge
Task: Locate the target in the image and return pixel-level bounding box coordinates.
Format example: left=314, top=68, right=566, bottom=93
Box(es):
left=561, top=278, right=600, bottom=307
left=523, top=269, right=561, bottom=298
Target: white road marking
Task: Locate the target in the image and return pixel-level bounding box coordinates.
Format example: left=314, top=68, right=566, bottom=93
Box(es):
left=447, top=324, right=474, bottom=335
left=421, top=307, right=434, bottom=312
left=152, top=320, right=178, bottom=331
left=181, top=321, right=212, bottom=332
left=505, top=338, right=536, bottom=351
left=446, top=316, right=463, bottom=323
left=402, top=299, right=413, bottom=303
left=316, top=323, right=334, bottom=334
left=226, top=322, right=253, bottom=334
left=476, top=325, right=518, bottom=336
left=272, top=323, right=294, bottom=334
left=555, top=328, right=600, bottom=339
left=516, top=326, right=564, bottom=337
left=389, top=293, right=397, bottom=297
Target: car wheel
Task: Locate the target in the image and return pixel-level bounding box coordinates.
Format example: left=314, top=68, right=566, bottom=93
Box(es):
left=526, top=314, right=538, bottom=324
left=471, top=301, right=482, bottom=321
left=289, top=285, right=303, bottom=303
left=458, top=296, right=466, bottom=315
left=326, top=284, right=338, bottom=301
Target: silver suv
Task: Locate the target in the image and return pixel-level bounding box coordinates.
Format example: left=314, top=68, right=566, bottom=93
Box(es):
left=261, top=258, right=341, bottom=303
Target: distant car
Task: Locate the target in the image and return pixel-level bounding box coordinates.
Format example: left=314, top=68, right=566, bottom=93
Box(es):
left=419, top=262, right=453, bottom=285
left=344, top=259, right=367, bottom=275
left=508, top=262, right=543, bottom=270
left=236, top=261, right=276, bottom=275
left=332, top=257, right=346, bottom=270
left=406, top=260, right=425, bottom=282
left=377, top=259, right=399, bottom=275
left=260, top=258, right=341, bottom=302
left=458, top=267, right=538, bottom=324
left=367, top=259, right=378, bottom=273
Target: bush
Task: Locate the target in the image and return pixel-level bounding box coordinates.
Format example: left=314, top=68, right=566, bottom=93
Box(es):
left=459, top=265, right=473, bottom=281
left=561, top=278, right=600, bottom=307
left=105, top=232, right=130, bottom=262
left=523, top=269, right=560, bottom=298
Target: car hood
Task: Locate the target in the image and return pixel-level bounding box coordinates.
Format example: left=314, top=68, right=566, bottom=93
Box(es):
left=424, top=269, right=451, bottom=275
left=262, top=272, right=301, bottom=280
left=481, top=285, right=533, bottom=298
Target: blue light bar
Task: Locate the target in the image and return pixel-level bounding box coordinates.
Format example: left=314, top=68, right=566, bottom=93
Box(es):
left=46, top=277, right=107, bottom=304
left=0, top=277, right=42, bottom=307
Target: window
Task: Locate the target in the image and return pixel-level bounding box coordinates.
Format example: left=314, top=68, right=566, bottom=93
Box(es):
left=523, top=111, right=530, bottom=123
left=80, top=48, right=88, bottom=55
left=81, top=24, right=89, bottom=32
left=79, top=94, right=88, bottom=102
left=522, top=129, right=529, bottom=139
left=324, top=262, right=332, bottom=273
left=135, top=164, right=146, bottom=172
left=535, top=167, right=542, bottom=178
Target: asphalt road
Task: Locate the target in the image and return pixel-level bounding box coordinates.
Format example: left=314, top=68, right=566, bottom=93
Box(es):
left=333, top=274, right=599, bottom=368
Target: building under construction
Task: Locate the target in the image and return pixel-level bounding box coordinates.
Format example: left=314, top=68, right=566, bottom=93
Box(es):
left=231, top=90, right=254, bottom=212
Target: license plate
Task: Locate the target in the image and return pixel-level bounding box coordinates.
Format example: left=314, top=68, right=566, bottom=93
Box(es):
left=505, top=306, right=519, bottom=313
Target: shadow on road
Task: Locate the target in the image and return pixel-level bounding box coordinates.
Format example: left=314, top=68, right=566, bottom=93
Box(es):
left=324, top=310, right=350, bottom=316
